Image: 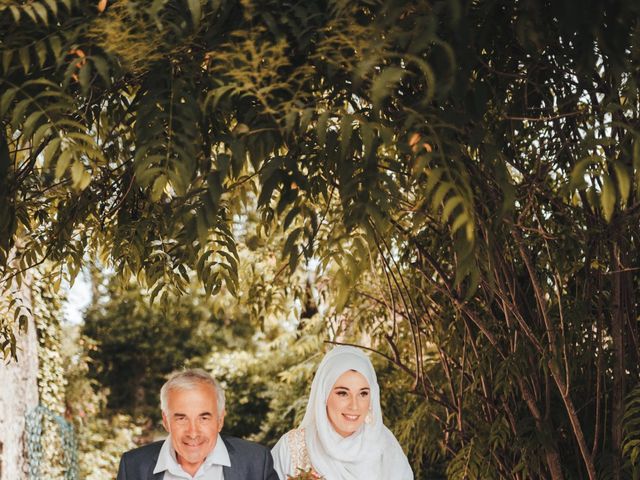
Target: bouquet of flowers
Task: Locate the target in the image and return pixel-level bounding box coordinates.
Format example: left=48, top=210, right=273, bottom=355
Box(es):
left=286, top=467, right=324, bottom=479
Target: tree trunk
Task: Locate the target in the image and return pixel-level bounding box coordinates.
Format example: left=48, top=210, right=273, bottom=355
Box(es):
left=516, top=378, right=565, bottom=480
left=610, top=241, right=630, bottom=480
left=0, top=267, right=39, bottom=480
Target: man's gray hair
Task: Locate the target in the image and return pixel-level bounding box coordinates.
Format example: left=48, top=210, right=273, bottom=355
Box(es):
left=160, top=368, right=225, bottom=415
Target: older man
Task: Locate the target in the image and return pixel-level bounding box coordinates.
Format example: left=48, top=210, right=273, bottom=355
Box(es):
left=116, top=369, right=278, bottom=480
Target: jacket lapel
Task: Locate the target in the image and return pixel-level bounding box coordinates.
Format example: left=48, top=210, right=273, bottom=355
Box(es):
left=222, top=464, right=236, bottom=480
left=147, top=444, right=164, bottom=480
left=149, top=469, right=164, bottom=480
left=222, top=436, right=238, bottom=480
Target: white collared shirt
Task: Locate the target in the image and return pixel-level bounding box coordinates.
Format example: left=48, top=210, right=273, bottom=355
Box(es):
left=153, top=434, right=230, bottom=480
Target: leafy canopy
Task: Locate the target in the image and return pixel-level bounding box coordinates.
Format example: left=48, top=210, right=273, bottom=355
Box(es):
left=3, top=0, right=640, bottom=478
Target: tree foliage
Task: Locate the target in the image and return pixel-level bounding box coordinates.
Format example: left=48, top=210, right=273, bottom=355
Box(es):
left=2, top=0, right=640, bottom=478
left=81, top=272, right=242, bottom=420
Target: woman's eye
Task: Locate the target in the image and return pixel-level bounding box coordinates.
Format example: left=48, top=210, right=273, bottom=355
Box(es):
left=360, top=391, right=369, bottom=397
left=336, top=390, right=348, bottom=397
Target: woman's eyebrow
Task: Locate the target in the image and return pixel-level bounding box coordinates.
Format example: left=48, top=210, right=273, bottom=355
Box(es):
left=332, top=385, right=370, bottom=390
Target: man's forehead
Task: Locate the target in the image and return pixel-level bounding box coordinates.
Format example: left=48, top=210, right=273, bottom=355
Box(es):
left=170, top=408, right=214, bottom=416
left=166, top=383, right=218, bottom=408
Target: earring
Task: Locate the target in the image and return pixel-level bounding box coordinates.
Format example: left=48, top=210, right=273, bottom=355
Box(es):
left=365, top=411, right=372, bottom=424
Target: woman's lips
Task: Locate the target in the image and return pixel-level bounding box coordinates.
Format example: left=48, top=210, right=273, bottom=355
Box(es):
left=342, top=414, right=360, bottom=422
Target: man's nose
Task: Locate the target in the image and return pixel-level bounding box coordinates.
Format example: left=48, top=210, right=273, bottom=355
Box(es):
left=186, top=420, right=200, bottom=435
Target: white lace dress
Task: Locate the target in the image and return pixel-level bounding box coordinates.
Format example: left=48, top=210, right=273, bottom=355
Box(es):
left=271, top=428, right=321, bottom=479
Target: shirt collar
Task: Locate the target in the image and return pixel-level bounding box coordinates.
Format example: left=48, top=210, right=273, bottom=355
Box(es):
left=153, top=434, right=230, bottom=475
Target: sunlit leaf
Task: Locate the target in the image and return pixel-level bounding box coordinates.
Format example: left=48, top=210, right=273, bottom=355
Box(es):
left=601, top=174, right=615, bottom=222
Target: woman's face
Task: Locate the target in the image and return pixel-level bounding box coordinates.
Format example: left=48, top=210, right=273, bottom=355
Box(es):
left=326, top=369, right=371, bottom=437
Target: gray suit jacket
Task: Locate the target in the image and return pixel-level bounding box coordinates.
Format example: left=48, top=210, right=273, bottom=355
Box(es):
left=116, top=436, right=279, bottom=480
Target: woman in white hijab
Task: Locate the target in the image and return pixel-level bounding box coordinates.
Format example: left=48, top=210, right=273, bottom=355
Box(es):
left=271, top=346, right=413, bottom=479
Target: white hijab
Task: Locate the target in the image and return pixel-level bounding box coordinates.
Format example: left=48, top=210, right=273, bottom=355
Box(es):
left=301, top=346, right=413, bottom=480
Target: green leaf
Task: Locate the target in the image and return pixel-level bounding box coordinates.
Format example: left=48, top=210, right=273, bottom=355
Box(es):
left=283, top=205, right=301, bottom=231
left=300, top=108, right=313, bottom=132
left=425, top=167, right=444, bottom=194
left=451, top=211, right=469, bottom=234
left=613, top=163, right=631, bottom=207
left=570, top=155, right=600, bottom=190
left=317, top=111, right=330, bottom=148
left=442, top=195, right=463, bottom=222
left=136, top=166, right=163, bottom=187
left=77, top=170, right=92, bottom=190
left=283, top=227, right=302, bottom=260
left=2, top=50, right=13, bottom=72
left=79, top=62, right=91, bottom=94
left=408, top=55, right=437, bottom=106
left=284, top=110, right=297, bottom=135
left=371, top=67, right=406, bottom=110
left=207, top=171, right=223, bottom=206
left=18, top=46, right=31, bottom=74
left=0, top=131, right=9, bottom=178
left=339, top=114, right=353, bottom=158
left=35, top=40, right=48, bottom=68
left=633, top=139, right=640, bottom=197
left=601, top=174, right=615, bottom=222
left=22, top=111, right=44, bottom=139
left=48, top=35, right=63, bottom=61
left=22, top=5, right=37, bottom=23
left=9, top=5, right=21, bottom=22
left=0, top=87, right=18, bottom=117
left=42, top=137, right=61, bottom=167
left=44, top=0, right=58, bottom=17
left=55, top=149, right=73, bottom=179
left=151, top=174, right=167, bottom=201
left=10, top=99, right=31, bottom=128
left=431, top=182, right=451, bottom=211
left=60, top=0, right=72, bottom=13
left=411, top=154, right=430, bottom=179
left=90, top=55, right=111, bottom=86
left=71, top=160, right=85, bottom=186
left=32, top=2, right=49, bottom=24
left=149, top=281, right=164, bottom=303
left=18, top=314, right=29, bottom=331
left=360, top=121, right=375, bottom=160
left=258, top=169, right=281, bottom=208
left=187, top=0, right=202, bottom=27
left=205, top=84, right=236, bottom=111
left=334, top=269, right=350, bottom=311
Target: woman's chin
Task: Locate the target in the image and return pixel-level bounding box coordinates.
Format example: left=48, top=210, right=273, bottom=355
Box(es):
left=331, top=420, right=364, bottom=437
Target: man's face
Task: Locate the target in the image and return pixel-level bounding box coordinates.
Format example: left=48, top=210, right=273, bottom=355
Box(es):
left=162, top=382, right=225, bottom=476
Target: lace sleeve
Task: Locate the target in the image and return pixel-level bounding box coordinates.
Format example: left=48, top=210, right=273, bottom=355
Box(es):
left=286, top=428, right=314, bottom=474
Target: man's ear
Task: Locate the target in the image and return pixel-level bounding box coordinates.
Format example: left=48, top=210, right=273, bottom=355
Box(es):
left=162, top=411, right=170, bottom=433
left=218, top=409, right=225, bottom=432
